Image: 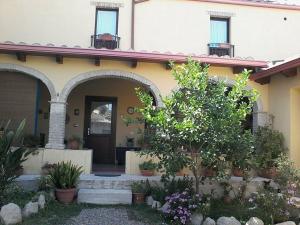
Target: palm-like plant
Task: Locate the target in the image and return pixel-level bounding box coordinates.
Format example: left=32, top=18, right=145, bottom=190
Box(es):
left=0, top=120, right=33, bottom=203
left=49, top=161, right=83, bottom=189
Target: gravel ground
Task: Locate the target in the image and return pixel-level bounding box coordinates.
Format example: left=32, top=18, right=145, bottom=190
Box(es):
left=65, top=208, right=148, bottom=225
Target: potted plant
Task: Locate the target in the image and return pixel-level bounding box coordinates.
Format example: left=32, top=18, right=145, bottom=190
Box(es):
left=131, top=181, right=146, bottom=204
left=201, top=151, right=217, bottom=177
left=67, top=136, right=82, bottom=150
left=48, top=161, right=83, bottom=203
left=139, top=160, right=157, bottom=176
left=254, top=126, right=286, bottom=179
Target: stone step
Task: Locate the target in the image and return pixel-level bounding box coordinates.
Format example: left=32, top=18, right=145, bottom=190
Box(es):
left=77, top=189, right=132, bottom=205
left=78, top=179, right=132, bottom=190
left=78, top=174, right=161, bottom=190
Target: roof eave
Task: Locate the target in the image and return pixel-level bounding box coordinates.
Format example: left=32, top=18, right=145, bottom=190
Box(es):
left=0, top=43, right=268, bottom=68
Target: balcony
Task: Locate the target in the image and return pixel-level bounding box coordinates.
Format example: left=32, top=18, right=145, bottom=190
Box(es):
left=91, top=33, right=120, bottom=50
left=208, top=43, right=234, bottom=57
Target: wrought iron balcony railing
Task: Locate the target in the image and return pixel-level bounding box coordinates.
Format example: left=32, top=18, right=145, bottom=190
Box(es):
left=208, top=43, right=234, bottom=57
left=91, top=33, right=120, bottom=50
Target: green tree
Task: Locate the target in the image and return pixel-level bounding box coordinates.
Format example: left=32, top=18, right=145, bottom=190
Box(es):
left=136, top=59, right=258, bottom=193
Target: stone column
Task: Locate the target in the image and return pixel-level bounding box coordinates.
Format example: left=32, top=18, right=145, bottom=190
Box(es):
left=45, top=101, right=66, bottom=149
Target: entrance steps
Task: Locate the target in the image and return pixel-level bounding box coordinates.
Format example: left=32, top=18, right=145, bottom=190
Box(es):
left=77, top=189, right=132, bottom=205
left=77, top=174, right=161, bottom=205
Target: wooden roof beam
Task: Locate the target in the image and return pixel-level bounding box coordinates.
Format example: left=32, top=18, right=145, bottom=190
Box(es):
left=16, top=52, right=26, bottom=62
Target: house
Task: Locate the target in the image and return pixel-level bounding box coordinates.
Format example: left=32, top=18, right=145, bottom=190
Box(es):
left=0, top=0, right=300, bottom=175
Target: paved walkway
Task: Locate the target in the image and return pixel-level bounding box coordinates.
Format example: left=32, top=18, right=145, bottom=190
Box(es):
left=65, top=208, right=148, bottom=225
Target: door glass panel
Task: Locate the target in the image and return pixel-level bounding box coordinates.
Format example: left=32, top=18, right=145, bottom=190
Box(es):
left=90, top=101, right=112, bottom=134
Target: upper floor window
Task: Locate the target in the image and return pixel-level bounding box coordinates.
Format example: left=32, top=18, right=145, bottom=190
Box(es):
left=96, top=9, right=118, bottom=36
left=93, top=8, right=120, bottom=49
left=210, top=17, right=229, bottom=44
left=209, top=17, right=233, bottom=57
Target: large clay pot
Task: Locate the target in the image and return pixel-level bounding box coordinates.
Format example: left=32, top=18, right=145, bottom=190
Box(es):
left=55, top=188, right=76, bottom=204
left=232, top=167, right=244, bottom=177
left=223, top=195, right=232, bottom=204
left=67, top=140, right=80, bottom=150
left=140, top=170, right=154, bottom=176
left=132, top=193, right=145, bottom=204
left=202, top=167, right=216, bottom=177
left=259, top=167, right=277, bottom=179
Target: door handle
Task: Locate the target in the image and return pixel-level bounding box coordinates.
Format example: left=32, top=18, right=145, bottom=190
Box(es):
left=87, top=128, right=90, bottom=136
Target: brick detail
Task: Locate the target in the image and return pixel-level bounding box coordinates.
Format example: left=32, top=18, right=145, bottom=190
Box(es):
left=59, top=70, right=163, bottom=107
left=45, top=101, right=66, bottom=149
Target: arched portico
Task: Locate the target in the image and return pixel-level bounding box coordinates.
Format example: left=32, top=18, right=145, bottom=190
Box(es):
left=46, top=70, right=163, bottom=150
left=60, top=70, right=163, bottom=107
left=0, top=63, right=55, bottom=147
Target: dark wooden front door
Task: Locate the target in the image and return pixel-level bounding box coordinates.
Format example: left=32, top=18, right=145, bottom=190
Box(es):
left=84, top=96, right=117, bottom=164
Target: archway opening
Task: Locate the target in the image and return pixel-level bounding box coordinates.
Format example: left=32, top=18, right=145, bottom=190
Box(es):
left=65, top=77, right=157, bottom=174
left=0, top=71, right=51, bottom=147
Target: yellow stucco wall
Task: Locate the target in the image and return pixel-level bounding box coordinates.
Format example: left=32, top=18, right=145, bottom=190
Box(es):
left=22, top=149, right=93, bottom=174
left=0, top=0, right=299, bottom=61
left=269, top=70, right=300, bottom=167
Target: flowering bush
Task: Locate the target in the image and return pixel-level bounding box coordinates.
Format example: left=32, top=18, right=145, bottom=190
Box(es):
left=248, top=189, right=290, bottom=224
left=162, top=190, right=210, bottom=225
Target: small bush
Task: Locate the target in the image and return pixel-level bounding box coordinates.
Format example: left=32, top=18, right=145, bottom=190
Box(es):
left=254, top=126, right=286, bottom=169
left=139, top=160, right=157, bottom=171
left=48, top=161, right=83, bottom=189
left=131, top=181, right=147, bottom=194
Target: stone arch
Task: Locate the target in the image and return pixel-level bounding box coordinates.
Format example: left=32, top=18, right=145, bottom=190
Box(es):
left=59, top=70, right=163, bottom=107
left=0, top=63, right=56, bottom=100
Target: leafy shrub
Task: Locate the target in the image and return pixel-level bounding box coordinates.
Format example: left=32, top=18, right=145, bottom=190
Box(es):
left=254, top=126, right=286, bottom=169
left=0, top=120, right=34, bottom=204
left=230, top=131, right=255, bottom=171
left=248, top=188, right=290, bottom=224
left=48, top=161, right=83, bottom=189
left=131, top=181, right=147, bottom=193
left=150, top=185, right=166, bottom=203
left=162, top=190, right=210, bottom=225
left=139, top=160, right=157, bottom=171
left=163, top=176, right=194, bottom=196
left=275, top=154, right=300, bottom=189
left=38, top=175, right=53, bottom=191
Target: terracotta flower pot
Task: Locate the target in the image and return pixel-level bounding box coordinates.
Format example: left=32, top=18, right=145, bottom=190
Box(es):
left=132, top=193, right=145, bottom=204
left=55, top=188, right=76, bottom=204
left=140, top=170, right=154, bottom=176
left=223, top=195, right=232, bottom=204
left=68, top=140, right=80, bottom=150
left=176, top=170, right=185, bottom=176
left=232, top=167, right=244, bottom=177
left=202, top=167, right=216, bottom=177
left=259, top=167, right=277, bottom=179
